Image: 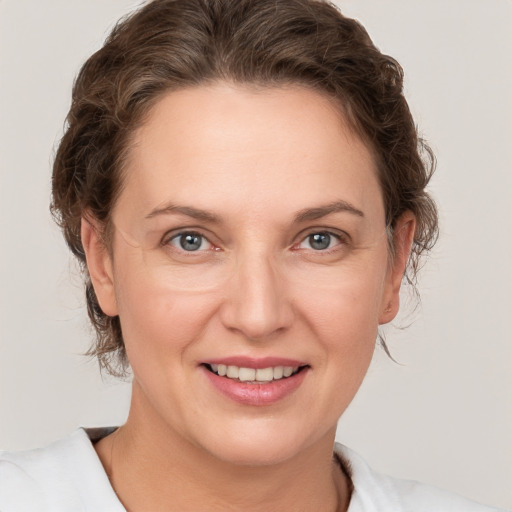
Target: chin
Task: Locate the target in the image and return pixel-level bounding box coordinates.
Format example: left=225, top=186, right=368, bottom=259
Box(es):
left=209, top=438, right=301, bottom=467
left=194, top=418, right=332, bottom=467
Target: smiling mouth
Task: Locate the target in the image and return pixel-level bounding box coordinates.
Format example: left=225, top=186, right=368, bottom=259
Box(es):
left=204, top=364, right=308, bottom=383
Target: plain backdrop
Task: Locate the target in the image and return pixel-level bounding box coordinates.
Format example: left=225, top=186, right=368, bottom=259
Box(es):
left=0, top=0, right=511, bottom=509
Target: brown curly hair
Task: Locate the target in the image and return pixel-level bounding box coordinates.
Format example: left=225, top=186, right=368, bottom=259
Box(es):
left=51, top=0, right=438, bottom=376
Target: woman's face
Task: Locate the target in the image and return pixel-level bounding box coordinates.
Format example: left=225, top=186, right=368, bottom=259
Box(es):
left=86, top=83, right=412, bottom=465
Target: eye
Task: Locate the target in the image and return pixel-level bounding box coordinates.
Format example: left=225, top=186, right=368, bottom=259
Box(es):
left=168, top=232, right=212, bottom=252
left=298, top=232, right=341, bottom=251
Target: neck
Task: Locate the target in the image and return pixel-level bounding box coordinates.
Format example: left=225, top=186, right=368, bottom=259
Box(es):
left=95, top=383, right=351, bottom=512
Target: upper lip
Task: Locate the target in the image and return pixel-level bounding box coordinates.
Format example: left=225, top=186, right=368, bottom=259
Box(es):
left=201, top=356, right=308, bottom=369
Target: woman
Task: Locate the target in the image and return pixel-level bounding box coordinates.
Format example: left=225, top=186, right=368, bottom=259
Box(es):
left=0, top=0, right=506, bottom=510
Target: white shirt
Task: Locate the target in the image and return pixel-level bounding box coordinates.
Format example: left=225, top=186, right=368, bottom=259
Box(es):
left=0, top=428, right=506, bottom=511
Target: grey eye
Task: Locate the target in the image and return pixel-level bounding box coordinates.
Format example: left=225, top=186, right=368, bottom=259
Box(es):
left=308, top=233, right=331, bottom=250
left=172, top=233, right=205, bottom=251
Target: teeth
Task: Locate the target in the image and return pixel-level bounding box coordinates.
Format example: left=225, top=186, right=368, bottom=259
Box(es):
left=273, top=366, right=284, bottom=379
left=226, top=365, right=239, bottom=378
left=209, top=364, right=300, bottom=382
left=238, top=367, right=256, bottom=382
left=256, top=367, right=274, bottom=382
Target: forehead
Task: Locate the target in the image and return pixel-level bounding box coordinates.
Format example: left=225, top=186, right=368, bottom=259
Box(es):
left=116, top=83, right=383, bottom=224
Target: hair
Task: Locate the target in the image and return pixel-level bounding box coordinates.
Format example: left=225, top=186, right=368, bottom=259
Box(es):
left=51, top=0, right=438, bottom=376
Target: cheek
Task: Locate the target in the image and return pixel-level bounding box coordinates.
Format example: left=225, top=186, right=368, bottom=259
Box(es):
left=299, top=285, right=379, bottom=376
left=292, top=258, right=387, bottom=392
left=294, top=260, right=387, bottom=340
left=295, top=269, right=384, bottom=400
left=113, top=264, right=220, bottom=367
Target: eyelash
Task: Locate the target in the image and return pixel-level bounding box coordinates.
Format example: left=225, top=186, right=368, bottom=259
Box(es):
left=295, top=231, right=345, bottom=252
left=163, top=229, right=349, bottom=255
left=164, top=231, right=216, bottom=253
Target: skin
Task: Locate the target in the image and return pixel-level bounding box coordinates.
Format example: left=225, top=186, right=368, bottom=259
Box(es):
left=82, top=83, right=415, bottom=511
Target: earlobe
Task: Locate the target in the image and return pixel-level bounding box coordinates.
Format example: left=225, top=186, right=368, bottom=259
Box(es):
left=81, top=216, right=118, bottom=317
left=378, top=212, right=416, bottom=325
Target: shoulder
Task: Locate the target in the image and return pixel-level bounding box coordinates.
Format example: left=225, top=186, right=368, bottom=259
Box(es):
left=335, top=444, right=508, bottom=512
left=0, top=428, right=124, bottom=512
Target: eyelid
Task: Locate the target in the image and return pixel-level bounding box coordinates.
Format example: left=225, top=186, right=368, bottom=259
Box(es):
left=161, top=228, right=218, bottom=252
left=300, top=232, right=340, bottom=249
left=293, top=227, right=350, bottom=246
left=159, top=226, right=350, bottom=253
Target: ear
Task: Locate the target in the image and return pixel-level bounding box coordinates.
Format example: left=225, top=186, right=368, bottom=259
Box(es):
left=378, top=212, right=416, bottom=325
left=81, top=216, right=118, bottom=317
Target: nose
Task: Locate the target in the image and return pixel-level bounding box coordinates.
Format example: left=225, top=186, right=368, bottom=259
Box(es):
left=220, top=251, right=294, bottom=341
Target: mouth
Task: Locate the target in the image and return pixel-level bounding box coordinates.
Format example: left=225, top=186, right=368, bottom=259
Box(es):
left=204, top=363, right=307, bottom=383
left=201, top=357, right=310, bottom=405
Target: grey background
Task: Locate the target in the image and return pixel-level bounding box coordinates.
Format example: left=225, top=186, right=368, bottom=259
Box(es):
left=0, top=0, right=511, bottom=509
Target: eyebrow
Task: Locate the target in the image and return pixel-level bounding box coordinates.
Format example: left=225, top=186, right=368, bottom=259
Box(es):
left=146, top=204, right=221, bottom=222
left=293, top=200, right=365, bottom=222
left=145, top=199, right=364, bottom=223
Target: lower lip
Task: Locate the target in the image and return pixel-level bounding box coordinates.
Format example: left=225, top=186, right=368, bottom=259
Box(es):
left=202, top=366, right=308, bottom=406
